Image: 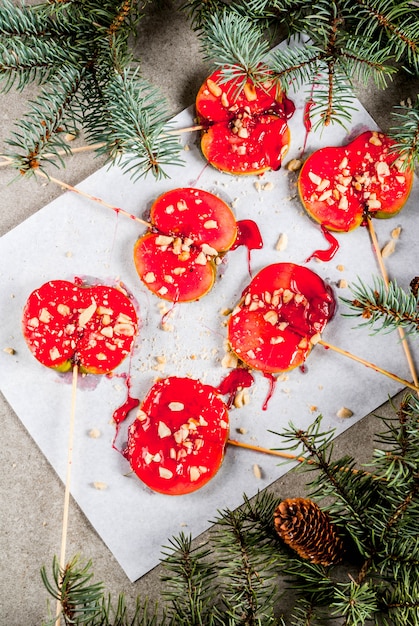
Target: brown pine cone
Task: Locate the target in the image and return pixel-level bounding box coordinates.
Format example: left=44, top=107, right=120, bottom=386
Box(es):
left=274, top=497, right=345, bottom=566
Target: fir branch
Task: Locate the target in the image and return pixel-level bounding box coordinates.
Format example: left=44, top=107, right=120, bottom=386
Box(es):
left=41, top=555, right=104, bottom=624
left=389, top=96, right=419, bottom=168
left=212, top=503, right=282, bottom=624
left=199, top=11, right=273, bottom=90
left=85, top=68, right=184, bottom=180
left=330, top=579, right=379, bottom=625
left=160, top=532, right=220, bottom=625
left=5, top=64, right=84, bottom=174
left=341, top=276, right=419, bottom=335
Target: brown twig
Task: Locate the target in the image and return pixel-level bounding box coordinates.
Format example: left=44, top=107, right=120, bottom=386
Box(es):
left=0, top=143, right=106, bottom=168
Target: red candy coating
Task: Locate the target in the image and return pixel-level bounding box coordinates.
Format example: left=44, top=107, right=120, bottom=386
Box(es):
left=127, top=376, right=229, bottom=495
left=196, top=71, right=294, bottom=175
left=228, top=263, right=335, bottom=373
left=133, top=188, right=237, bottom=302
left=22, top=280, right=138, bottom=374
left=298, top=130, right=414, bottom=232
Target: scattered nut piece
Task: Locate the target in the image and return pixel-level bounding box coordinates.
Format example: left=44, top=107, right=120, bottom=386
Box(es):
left=237, top=427, right=248, bottom=435
left=3, top=347, right=15, bottom=355
left=337, top=279, right=348, bottom=289
left=233, top=388, right=250, bottom=409
left=262, top=182, right=274, bottom=191
left=286, top=158, right=303, bottom=172
left=253, top=464, right=262, bottom=479
left=391, top=226, right=402, bottom=239
left=92, top=481, right=108, bottom=490
left=65, top=133, right=77, bottom=142
left=336, top=407, right=354, bottom=419
left=275, top=233, right=288, bottom=252
left=88, top=428, right=101, bottom=438
left=381, top=239, right=396, bottom=258
left=336, top=264, right=345, bottom=272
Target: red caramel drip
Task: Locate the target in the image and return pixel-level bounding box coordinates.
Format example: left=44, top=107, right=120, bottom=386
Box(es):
left=231, top=220, right=263, bottom=275
left=282, top=94, right=296, bottom=120
left=111, top=376, right=139, bottom=453
left=302, top=99, right=315, bottom=156
left=216, top=368, right=255, bottom=407
left=305, top=225, right=339, bottom=263
left=262, top=372, right=277, bottom=411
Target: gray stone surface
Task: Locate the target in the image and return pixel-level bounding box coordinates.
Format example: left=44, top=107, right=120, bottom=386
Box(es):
left=0, top=3, right=418, bottom=623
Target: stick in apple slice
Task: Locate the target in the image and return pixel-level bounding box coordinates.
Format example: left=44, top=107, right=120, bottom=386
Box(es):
left=316, top=337, right=419, bottom=394
left=55, top=364, right=78, bottom=626
left=365, top=214, right=419, bottom=394
left=33, top=169, right=151, bottom=228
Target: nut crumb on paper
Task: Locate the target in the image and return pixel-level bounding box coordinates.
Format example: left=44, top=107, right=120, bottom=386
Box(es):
left=92, top=481, right=108, bottom=490
left=236, top=427, right=248, bottom=435
left=336, top=407, right=354, bottom=419
left=336, top=264, right=345, bottom=272
left=88, top=428, right=101, bottom=439
left=275, top=233, right=288, bottom=252
left=3, top=346, right=15, bottom=355
left=337, top=279, right=348, bottom=289
left=391, top=226, right=402, bottom=239
left=381, top=239, right=396, bottom=258
left=253, top=464, right=262, bottom=479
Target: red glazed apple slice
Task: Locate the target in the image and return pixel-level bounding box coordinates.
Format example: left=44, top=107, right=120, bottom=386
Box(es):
left=298, top=130, right=414, bottom=232
left=133, top=187, right=237, bottom=302
left=127, top=376, right=229, bottom=495
left=22, top=279, right=138, bottom=374
left=228, top=263, right=335, bottom=373
left=196, top=70, right=294, bottom=175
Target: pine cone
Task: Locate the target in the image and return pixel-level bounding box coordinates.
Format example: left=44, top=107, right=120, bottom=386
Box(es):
left=273, top=498, right=345, bottom=566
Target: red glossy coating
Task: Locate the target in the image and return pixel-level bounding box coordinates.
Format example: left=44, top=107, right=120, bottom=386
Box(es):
left=133, top=188, right=238, bottom=303
left=127, top=376, right=229, bottom=495
left=22, top=280, right=138, bottom=373
left=196, top=70, right=294, bottom=174
left=228, top=263, right=335, bottom=373
left=298, top=130, right=414, bottom=232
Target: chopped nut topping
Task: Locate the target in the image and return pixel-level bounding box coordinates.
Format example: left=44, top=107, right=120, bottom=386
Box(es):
left=57, top=304, right=71, bottom=316
left=263, top=310, right=278, bottom=325
left=286, top=158, right=303, bottom=172
left=336, top=407, right=353, bottom=419
left=158, top=421, right=172, bottom=438
left=159, top=467, right=174, bottom=480
left=381, top=239, right=396, bottom=258
left=114, top=323, right=135, bottom=336
left=100, top=326, right=114, bottom=338
left=308, top=171, right=322, bottom=186
left=168, top=401, right=184, bottom=411
left=39, top=308, right=52, bottom=324
left=233, top=388, right=250, bottom=409
left=78, top=299, right=97, bottom=328
left=155, top=234, right=174, bottom=246
left=206, top=78, right=222, bottom=97
left=204, top=219, right=218, bottom=229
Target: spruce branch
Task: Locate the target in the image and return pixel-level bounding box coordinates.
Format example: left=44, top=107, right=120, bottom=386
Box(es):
left=160, top=532, right=220, bottom=625
left=341, top=276, right=419, bottom=335
left=389, top=96, right=419, bottom=168
left=0, top=0, right=183, bottom=179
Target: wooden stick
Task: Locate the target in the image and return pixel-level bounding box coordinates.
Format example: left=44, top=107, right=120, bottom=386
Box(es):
left=55, top=364, right=79, bottom=626
left=33, top=169, right=151, bottom=228
left=0, top=143, right=106, bottom=168
left=165, top=124, right=204, bottom=135
left=366, top=216, right=419, bottom=394
left=318, top=339, right=419, bottom=393
left=227, top=439, right=373, bottom=477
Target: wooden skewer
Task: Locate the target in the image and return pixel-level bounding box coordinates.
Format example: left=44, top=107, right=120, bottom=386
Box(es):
left=318, top=339, right=419, bottom=393
left=165, top=124, right=204, bottom=135
left=227, top=439, right=373, bottom=477
left=0, top=143, right=106, bottom=168
left=228, top=438, right=306, bottom=462
left=33, top=169, right=152, bottom=229
left=55, top=364, right=79, bottom=626
left=366, top=215, right=419, bottom=394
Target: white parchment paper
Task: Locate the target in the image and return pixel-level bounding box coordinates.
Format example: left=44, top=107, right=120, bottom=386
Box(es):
left=1, top=57, right=418, bottom=581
